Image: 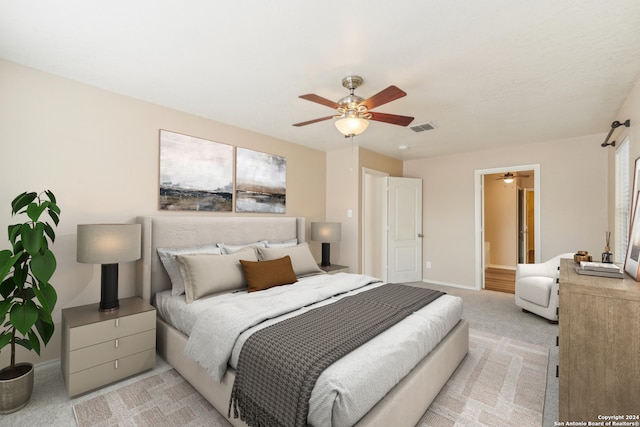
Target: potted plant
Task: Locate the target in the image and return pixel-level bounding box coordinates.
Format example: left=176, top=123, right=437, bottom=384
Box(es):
left=0, top=191, right=60, bottom=413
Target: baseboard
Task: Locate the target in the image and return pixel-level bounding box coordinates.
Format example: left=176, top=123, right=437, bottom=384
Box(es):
left=34, top=357, right=61, bottom=371
left=421, top=279, right=479, bottom=291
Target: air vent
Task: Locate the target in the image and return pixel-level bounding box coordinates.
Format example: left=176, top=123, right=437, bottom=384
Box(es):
left=410, top=122, right=436, bottom=133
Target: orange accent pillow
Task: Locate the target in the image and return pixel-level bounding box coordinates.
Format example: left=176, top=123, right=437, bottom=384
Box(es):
left=240, top=256, right=298, bottom=292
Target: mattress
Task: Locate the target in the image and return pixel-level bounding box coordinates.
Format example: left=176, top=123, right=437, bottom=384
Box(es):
left=155, top=273, right=463, bottom=427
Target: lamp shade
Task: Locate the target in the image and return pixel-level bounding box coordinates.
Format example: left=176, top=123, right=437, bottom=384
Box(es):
left=311, top=222, right=341, bottom=243
left=335, top=117, right=369, bottom=137
left=77, top=224, right=141, bottom=264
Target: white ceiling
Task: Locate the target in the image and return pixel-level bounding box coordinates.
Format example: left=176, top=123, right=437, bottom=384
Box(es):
left=1, top=1, right=639, bottom=160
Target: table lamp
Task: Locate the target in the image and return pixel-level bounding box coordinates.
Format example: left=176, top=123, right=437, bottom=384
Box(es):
left=77, top=223, right=141, bottom=311
left=311, top=222, right=341, bottom=267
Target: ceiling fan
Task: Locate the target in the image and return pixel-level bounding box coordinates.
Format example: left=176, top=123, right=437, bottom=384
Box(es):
left=292, top=76, right=414, bottom=138
left=497, top=172, right=530, bottom=183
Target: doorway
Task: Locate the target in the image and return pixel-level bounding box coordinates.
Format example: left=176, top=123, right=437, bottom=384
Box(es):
left=362, top=169, right=423, bottom=282
left=474, top=165, right=540, bottom=291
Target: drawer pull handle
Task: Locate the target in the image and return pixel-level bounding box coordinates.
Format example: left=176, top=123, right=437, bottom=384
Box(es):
left=115, top=318, right=119, bottom=327
left=115, top=360, right=119, bottom=369
left=115, top=339, right=119, bottom=348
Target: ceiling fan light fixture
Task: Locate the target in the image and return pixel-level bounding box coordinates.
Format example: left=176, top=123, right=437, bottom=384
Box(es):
left=335, top=116, right=369, bottom=137
left=503, top=177, right=514, bottom=184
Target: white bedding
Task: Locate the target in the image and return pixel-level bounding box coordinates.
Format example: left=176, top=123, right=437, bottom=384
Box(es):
left=155, top=273, right=463, bottom=427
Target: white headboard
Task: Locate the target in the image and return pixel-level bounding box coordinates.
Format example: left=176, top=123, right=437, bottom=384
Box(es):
left=136, top=216, right=306, bottom=303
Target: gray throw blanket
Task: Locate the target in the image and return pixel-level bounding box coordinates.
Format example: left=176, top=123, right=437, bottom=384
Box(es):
left=229, top=284, right=444, bottom=427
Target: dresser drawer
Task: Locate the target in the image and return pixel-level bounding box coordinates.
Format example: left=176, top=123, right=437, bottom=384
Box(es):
left=68, top=329, right=155, bottom=374
left=68, top=310, right=156, bottom=350
left=67, top=348, right=156, bottom=397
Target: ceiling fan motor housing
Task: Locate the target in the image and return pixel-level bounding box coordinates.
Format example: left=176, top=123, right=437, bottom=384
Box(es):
left=342, top=75, right=364, bottom=90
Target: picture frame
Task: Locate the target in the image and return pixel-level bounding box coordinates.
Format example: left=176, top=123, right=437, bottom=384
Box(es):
left=159, top=130, right=233, bottom=211
left=235, top=147, right=286, bottom=213
left=624, top=193, right=640, bottom=281
left=631, top=155, right=640, bottom=221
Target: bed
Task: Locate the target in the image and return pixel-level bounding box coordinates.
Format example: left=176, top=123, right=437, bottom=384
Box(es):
left=136, top=215, right=469, bottom=427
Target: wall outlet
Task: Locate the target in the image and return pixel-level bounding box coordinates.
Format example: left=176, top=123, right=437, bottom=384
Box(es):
left=425, top=261, right=432, bottom=269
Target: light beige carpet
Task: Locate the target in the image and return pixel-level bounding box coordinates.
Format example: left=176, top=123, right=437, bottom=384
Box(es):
left=73, top=329, right=548, bottom=427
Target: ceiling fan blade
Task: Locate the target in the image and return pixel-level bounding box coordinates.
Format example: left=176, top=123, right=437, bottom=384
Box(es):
left=369, top=112, right=414, bottom=127
left=299, top=94, right=340, bottom=109
left=361, top=86, right=407, bottom=110
left=292, top=116, right=334, bottom=127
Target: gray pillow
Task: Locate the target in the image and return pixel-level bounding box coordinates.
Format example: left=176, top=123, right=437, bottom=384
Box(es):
left=217, top=240, right=268, bottom=254
left=177, top=248, right=259, bottom=303
left=266, top=238, right=298, bottom=248
left=157, top=244, right=222, bottom=296
left=257, top=242, right=324, bottom=277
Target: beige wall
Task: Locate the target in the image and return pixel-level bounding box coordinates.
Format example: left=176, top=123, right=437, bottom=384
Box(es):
left=325, top=146, right=402, bottom=272
left=0, top=60, right=326, bottom=366
left=404, top=134, right=607, bottom=289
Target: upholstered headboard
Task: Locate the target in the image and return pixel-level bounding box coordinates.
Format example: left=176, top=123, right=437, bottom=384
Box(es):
left=136, top=216, right=306, bottom=303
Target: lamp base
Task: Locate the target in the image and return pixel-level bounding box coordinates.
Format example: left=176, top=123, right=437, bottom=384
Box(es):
left=321, top=242, right=331, bottom=267
left=100, top=264, right=120, bottom=312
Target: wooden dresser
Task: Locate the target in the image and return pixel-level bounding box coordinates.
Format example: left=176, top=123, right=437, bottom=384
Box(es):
left=558, top=259, right=640, bottom=420
left=61, top=297, right=156, bottom=397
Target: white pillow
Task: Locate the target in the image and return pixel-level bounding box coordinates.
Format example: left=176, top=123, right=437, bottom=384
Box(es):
left=177, top=248, right=258, bottom=303
left=266, top=238, right=298, bottom=248
left=157, top=244, right=222, bottom=296
left=217, top=240, right=268, bottom=254
left=257, top=242, right=324, bottom=277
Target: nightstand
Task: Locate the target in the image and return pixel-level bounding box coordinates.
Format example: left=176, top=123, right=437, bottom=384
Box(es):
left=61, top=296, right=156, bottom=397
left=319, top=264, right=349, bottom=274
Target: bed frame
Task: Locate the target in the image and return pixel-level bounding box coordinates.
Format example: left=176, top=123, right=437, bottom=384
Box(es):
left=137, top=215, right=469, bottom=427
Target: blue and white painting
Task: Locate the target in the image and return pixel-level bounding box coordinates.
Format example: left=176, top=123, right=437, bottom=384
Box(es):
left=236, top=147, right=286, bottom=213
left=159, top=130, right=233, bottom=211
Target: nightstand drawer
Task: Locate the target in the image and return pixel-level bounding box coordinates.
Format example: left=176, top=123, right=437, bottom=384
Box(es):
left=68, top=329, right=155, bottom=374
left=68, top=310, right=155, bottom=350
left=67, top=348, right=155, bottom=397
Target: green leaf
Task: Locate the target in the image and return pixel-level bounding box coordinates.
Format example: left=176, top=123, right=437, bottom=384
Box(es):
left=11, top=192, right=37, bottom=215
left=48, top=210, right=60, bottom=227
left=0, top=277, right=15, bottom=299
left=15, top=337, right=32, bottom=351
left=44, top=190, right=57, bottom=205
left=35, top=317, right=54, bottom=345
left=43, top=223, right=56, bottom=243
left=0, top=300, right=11, bottom=322
left=33, top=283, right=57, bottom=314
left=0, top=250, right=19, bottom=281
left=9, top=300, right=38, bottom=336
left=0, top=332, right=11, bottom=350
left=27, top=201, right=48, bottom=223
left=31, top=249, right=56, bottom=284
left=20, top=223, right=44, bottom=256
left=8, top=224, right=21, bottom=246
left=27, top=330, right=40, bottom=355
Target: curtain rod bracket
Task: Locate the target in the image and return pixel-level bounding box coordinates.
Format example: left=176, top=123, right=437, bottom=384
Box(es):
left=601, top=119, right=630, bottom=148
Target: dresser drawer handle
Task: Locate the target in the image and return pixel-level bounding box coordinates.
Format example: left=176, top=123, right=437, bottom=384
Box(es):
left=115, top=339, right=119, bottom=348
left=115, top=318, right=119, bottom=327
left=115, top=360, right=119, bottom=369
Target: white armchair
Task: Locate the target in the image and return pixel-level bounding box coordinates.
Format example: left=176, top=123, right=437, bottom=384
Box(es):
left=515, top=253, right=574, bottom=322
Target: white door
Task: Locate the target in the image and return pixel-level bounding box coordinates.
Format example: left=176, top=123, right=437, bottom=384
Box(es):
left=387, top=177, right=423, bottom=283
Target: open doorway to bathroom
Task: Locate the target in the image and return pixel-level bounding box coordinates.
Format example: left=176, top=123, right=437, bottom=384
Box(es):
left=476, top=165, right=540, bottom=292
